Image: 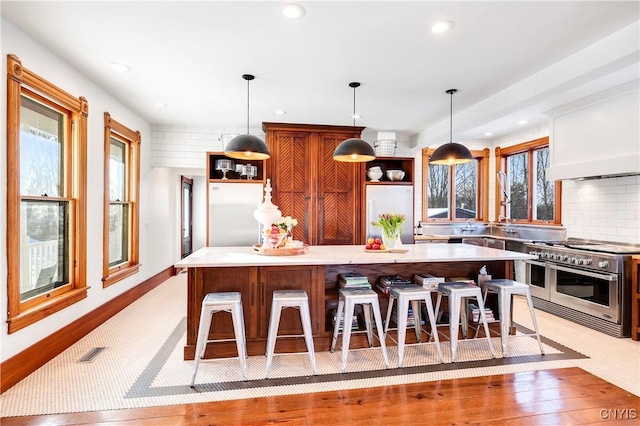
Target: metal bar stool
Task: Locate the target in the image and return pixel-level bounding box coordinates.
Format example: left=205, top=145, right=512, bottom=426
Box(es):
left=383, top=284, right=444, bottom=367
left=190, top=292, right=248, bottom=387
left=265, top=289, right=317, bottom=378
left=434, top=282, right=497, bottom=362
left=331, top=288, right=390, bottom=373
left=482, top=279, right=545, bottom=357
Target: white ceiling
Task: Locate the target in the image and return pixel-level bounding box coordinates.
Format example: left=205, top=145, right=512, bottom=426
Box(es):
left=2, top=1, right=639, bottom=143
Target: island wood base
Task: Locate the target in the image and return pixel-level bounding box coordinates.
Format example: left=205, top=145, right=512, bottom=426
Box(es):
left=184, top=260, right=513, bottom=360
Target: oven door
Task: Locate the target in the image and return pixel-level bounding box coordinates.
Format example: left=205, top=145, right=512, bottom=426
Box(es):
left=548, top=263, right=620, bottom=323
left=525, top=259, right=550, bottom=300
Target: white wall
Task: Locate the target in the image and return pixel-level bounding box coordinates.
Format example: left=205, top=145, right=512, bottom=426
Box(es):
left=0, top=20, right=176, bottom=361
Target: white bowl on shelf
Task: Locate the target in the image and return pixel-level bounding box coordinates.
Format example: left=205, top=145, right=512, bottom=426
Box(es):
left=386, top=170, right=405, bottom=181
left=367, top=169, right=383, bottom=182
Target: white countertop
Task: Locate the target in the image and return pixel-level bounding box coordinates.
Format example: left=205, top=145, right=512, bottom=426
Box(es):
left=175, top=243, right=535, bottom=268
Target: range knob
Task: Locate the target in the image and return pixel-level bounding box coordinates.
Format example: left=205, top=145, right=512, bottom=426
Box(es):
left=568, top=257, right=576, bottom=264
left=559, top=255, right=569, bottom=261
left=574, top=258, right=582, bottom=265
left=580, top=259, right=592, bottom=266
left=598, top=260, right=609, bottom=268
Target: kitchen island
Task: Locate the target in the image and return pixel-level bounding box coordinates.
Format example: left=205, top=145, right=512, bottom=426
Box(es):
left=175, top=244, right=535, bottom=360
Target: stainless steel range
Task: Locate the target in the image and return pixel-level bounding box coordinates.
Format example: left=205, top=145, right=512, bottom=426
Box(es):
left=523, top=240, right=640, bottom=338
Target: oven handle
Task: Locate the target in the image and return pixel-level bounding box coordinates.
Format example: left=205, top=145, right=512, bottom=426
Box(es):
left=547, top=263, right=618, bottom=281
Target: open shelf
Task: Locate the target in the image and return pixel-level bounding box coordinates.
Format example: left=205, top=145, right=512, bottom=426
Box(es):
left=364, top=156, right=414, bottom=184
left=207, top=152, right=266, bottom=183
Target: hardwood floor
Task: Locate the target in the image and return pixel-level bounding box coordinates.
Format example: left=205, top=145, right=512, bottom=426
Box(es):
left=2, top=367, right=639, bottom=425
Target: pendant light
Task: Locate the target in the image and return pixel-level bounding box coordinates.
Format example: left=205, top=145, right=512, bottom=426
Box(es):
left=429, top=89, right=473, bottom=165
left=224, top=74, right=270, bottom=160
left=333, top=82, right=376, bottom=162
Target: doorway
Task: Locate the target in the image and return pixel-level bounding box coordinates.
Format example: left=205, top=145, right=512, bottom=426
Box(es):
left=181, top=176, right=193, bottom=258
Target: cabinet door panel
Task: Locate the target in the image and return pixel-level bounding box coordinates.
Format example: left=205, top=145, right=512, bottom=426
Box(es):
left=317, top=134, right=359, bottom=245
left=270, top=132, right=312, bottom=244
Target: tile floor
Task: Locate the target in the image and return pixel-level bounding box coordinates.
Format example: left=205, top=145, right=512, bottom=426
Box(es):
left=1, top=273, right=638, bottom=417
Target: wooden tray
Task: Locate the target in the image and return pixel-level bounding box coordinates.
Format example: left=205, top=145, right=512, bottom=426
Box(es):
left=364, top=249, right=390, bottom=253
left=389, top=248, right=409, bottom=253
left=253, top=244, right=309, bottom=256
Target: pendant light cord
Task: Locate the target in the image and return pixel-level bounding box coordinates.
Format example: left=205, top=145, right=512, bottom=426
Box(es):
left=242, top=74, right=255, bottom=135
left=246, top=77, right=250, bottom=135
left=349, top=82, right=361, bottom=138
left=353, top=85, right=356, bottom=128
left=449, top=90, right=453, bottom=143
left=446, top=88, right=457, bottom=143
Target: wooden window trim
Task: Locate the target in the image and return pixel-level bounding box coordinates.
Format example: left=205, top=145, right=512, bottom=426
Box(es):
left=495, top=136, right=562, bottom=225
left=102, top=112, right=141, bottom=288
left=421, top=148, right=490, bottom=222
left=6, top=54, right=88, bottom=334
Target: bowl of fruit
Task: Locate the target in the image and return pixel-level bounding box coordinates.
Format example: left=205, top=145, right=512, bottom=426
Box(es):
left=364, top=237, right=388, bottom=252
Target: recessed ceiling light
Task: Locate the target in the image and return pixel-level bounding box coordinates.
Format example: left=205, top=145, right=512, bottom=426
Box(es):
left=518, top=119, right=528, bottom=125
left=154, top=102, right=167, bottom=108
left=484, top=132, right=493, bottom=136
left=274, top=110, right=287, bottom=115
left=280, top=3, right=306, bottom=19
left=431, top=20, right=455, bottom=34
left=351, top=114, right=362, bottom=119
left=110, top=62, right=131, bottom=73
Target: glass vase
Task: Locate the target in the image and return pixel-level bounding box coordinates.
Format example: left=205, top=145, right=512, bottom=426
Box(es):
left=382, top=229, right=402, bottom=250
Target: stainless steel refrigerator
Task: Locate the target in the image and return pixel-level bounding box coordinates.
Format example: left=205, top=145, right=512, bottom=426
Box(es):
left=365, top=185, right=414, bottom=244
left=208, top=182, right=263, bottom=246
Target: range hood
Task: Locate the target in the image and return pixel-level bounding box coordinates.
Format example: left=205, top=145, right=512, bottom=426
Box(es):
left=545, top=82, right=639, bottom=181
left=546, top=155, right=640, bottom=181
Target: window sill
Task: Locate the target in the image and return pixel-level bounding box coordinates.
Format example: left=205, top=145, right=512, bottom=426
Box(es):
left=102, top=264, right=140, bottom=288
left=8, top=287, right=89, bottom=334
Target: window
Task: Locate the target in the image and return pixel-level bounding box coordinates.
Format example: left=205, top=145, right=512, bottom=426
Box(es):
left=6, top=54, right=88, bottom=333
left=495, top=137, right=561, bottom=224
left=102, top=113, right=141, bottom=287
left=422, top=148, right=490, bottom=221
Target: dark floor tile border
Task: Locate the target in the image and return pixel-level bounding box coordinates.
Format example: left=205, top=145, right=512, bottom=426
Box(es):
left=125, top=319, right=588, bottom=398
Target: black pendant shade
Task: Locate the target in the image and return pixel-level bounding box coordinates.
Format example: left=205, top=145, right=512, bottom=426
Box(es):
left=429, top=141, right=473, bottom=165
left=224, top=134, right=270, bottom=160
left=333, top=82, right=375, bottom=162
left=333, top=137, right=376, bottom=162
left=429, top=89, right=473, bottom=165
left=224, top=74, right=270, bottom=160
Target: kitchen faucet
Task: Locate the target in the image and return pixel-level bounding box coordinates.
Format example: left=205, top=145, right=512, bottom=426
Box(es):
left=462, top=219, right=477, bottom=232
left=498, top=215, right=517, bottom=233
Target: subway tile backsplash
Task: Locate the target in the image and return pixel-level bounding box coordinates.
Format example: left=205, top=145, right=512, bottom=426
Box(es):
left=151, top=124, right=413, bottom=168
left=562, top=175, right=640, bottom=244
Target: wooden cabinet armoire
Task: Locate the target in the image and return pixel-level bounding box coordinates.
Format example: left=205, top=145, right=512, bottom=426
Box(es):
left=262, top=122, right=365, bottom=245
